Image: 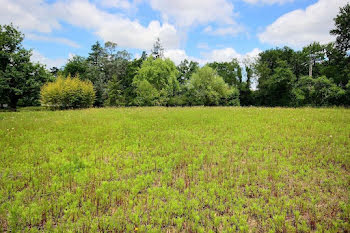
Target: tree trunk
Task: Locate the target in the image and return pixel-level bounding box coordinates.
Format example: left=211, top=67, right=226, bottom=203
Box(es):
left=9, top=96, right=19, bottom=111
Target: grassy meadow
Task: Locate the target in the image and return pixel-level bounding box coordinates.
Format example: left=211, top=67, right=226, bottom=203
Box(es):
left=0, top=107, right=349, bottom=232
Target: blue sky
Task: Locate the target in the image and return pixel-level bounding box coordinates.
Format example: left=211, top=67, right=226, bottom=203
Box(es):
left=1, top=0, right=347, bottom=67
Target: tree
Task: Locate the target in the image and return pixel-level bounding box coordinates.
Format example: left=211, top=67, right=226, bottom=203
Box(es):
left=345, top=81, right=350, bottom=105
left=87, top=41, right=106, bottom=67
left=151, top=38, right=164, bottom=59
left=0, top=24, right=52, bottom=109
left=84, top=41, right=132, bottom=107
left=133, top=56, right=179, bottom=106
left=123, top=53, right=147, bottom=105
left=177, top=59, right=199, bottom=85
left=257, top=60, right=296, bottom=106
left=134, top=79, right=160, bottom=106
left=311, top=76, right=345, bottom=106
left=208, top=59, right=241, bottom=86
left=302, top=42, right=325, bottom=77
left=320, top=42, right=350, bottom=88
left=291, top=76, right=315, bottom=107
left=105, top=74, right=125, bottom=106
left=62, top=56, right=89, bottom=78
left=255, top=46, right=308, bottom=81
left=187, top=66, right=239, bottom=106
left=104, top=41, right=118, bottom=59
left=330, top=3, right=350, bottom=53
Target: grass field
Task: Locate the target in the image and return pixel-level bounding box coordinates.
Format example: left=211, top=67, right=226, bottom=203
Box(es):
left=0, top=107, right=349, bottom=232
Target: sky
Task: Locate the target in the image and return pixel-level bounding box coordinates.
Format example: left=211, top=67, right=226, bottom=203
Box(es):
left=1, top=0, right=348, bottom=68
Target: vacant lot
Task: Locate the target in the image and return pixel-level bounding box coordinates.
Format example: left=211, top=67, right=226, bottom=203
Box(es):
left=0, top=107, right=349, bottom=232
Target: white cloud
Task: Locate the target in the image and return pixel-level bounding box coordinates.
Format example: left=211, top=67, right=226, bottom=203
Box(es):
left=243, top=0, right=293, bottom=5
left=258, top=0, right=348, bottom=47
left=164, top=47, right=261, bottom=65
left=202, top=48, right=242, bottom=63
left=31, top=50, right=69, bottom=68
left=147, top=0, right=236, bottom=27
left=164, top=49, right=200, bottom=65
left=204, top=25, right=245, bottom=37
left=98, top=0, right=132, bottom=9
left=245, top=48, right=262, bottom=59
left=1, top=0, right=180, bottom=50
left=0, top=0, right=60, bottom=33
left=53, top=0, right=180, bottom=50
left=201, top=47, right=261, bottom=63
left=26, top=33, right=80, bottom=48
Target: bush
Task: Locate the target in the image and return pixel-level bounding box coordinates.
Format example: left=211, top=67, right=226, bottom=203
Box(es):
left=312, top=76, right=345, bottom=106
left=40, top=75, right=95, bottom=109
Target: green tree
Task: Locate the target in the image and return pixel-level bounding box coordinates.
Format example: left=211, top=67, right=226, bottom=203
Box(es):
left=105, top=74, right=125, bottom=106
left=291, top=75, right=345, bottom=107
left=257, top=61, right=296, bottom=106
left=84, top=41, right=131, bottom=107
left=103, top=49, right=132, bottom=106
left=330, top=3, right=350, bottom=53
left=177, top=59, right=199, bottom=85
left=302, top=42, right=325, bottom=77
left=187, top=66, right=239, bottom=106
left=0, top=24, right=52, bottom=109
left=87, top=41, right=106, bottom=67
left=208, top=59, right=241, bottom=86
left=133, top=79, right=160, bottom=106
left=291, top=75, right=315, bottom=106
left=122, top=53, right=147, bottom=105
left=320, top=42, right=350, bottom=88
left=133, top=57, right=179, bottom=106
left=62, top=56, right=89, bottom=78
left=345, top=81, right=350, bottom=105
left=311, top=76, right=345, bottom=106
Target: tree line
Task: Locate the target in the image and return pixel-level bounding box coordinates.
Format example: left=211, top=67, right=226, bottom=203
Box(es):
left=0, top=3, right=349, bottom=110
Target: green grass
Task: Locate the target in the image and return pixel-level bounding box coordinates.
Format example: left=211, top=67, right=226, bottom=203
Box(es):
left=0, top=107, right=349, bottom=232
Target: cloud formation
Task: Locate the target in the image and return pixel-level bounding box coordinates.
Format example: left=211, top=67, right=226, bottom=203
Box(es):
left=243, top=0, right=293, bottom=5
left=165, top=47, right=261, bottom=65
left=0, top=0, right=180, bottom=50
left=0, top=0, right=60, bottom=33
left=147, top=0, right=236, bottom=27
left=26, top=33, right=80, bottom=48
left=31, top=50, right=70, bottom=68
left=258, top=0, right=348, bottom=47
left=53, top=0, right=180, bottom=50
left=204, top=25, right=245, bottom=37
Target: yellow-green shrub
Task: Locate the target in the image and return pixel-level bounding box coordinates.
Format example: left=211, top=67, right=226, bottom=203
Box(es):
left=40, top=75, right=95, bottom=109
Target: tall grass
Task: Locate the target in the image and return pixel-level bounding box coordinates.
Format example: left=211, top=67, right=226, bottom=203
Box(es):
left=0, top=107, right=349, bottom=232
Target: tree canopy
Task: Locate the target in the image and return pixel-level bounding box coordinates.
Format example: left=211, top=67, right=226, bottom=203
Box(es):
left=0, top=24, right=51, bottom=109
left=0, top=2, right=349, bottom=110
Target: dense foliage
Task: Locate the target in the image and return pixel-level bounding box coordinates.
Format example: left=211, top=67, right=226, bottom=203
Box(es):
left=0, top=108, right=349, bottom=232
left=187, top=66, right=239, bottom=106
left=0, top=24, right=52, bottom=109
left=330, top=3, right=350, bottom=53
left=133, top=57, right=179, bottom=106
left=40, top=75, right=95, bottom=109
left=254, top=42, right=349, bottom=107
left=0, top=3, right=349, bottom=109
